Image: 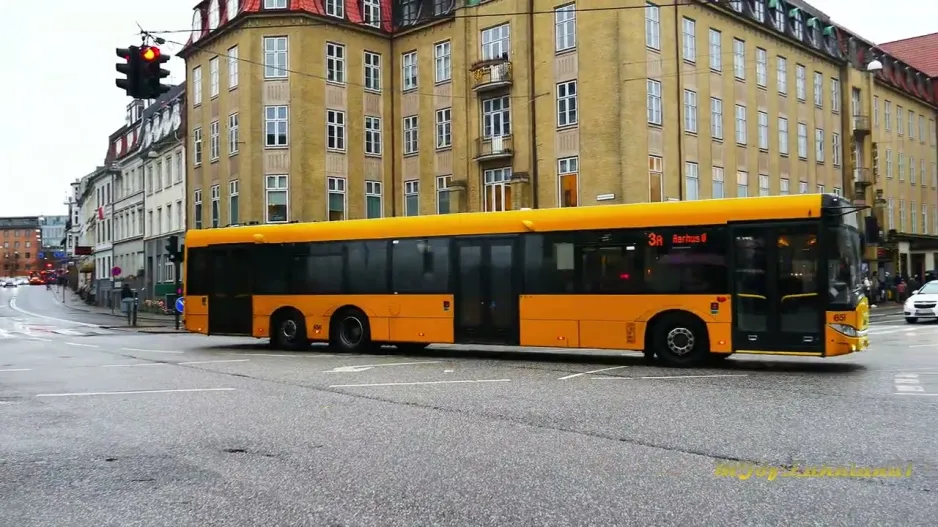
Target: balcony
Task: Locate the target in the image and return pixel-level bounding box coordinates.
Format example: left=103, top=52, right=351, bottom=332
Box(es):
left=854, top=167, right=873, bottom=186
left=475, top=135, right=514, bottom=161
left=852, top=115, right=871, bottom=136
left=470, top=60, right=513, bottom=92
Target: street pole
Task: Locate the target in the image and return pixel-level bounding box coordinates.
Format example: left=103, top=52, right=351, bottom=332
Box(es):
left=174, top=260, right=181, bottom=330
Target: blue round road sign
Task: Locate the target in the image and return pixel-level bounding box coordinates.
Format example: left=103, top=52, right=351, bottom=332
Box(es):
left=175, top=297, right=185, bottom=314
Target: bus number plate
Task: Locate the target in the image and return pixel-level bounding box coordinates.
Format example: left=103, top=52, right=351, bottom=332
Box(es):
left=833, top=314, right=847, bottom=322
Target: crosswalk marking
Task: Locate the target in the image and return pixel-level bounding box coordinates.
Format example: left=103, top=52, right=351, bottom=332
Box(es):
left=0, top=326, right=113, bottom=341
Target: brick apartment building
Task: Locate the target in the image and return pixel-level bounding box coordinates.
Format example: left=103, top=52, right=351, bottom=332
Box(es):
left=0, top=217, right=42, bottom=276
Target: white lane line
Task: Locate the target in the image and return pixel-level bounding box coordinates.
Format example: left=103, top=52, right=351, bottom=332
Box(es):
left=329, top=379, right=511, bottom=388
left=895, top=393, right=938, bottom=396
left=178, top=359, right=249, bottom=365
left=29, top=338, right=51, bottom=342
left=324, top=361, right=442, bottom=373
left=558, top=366, right=629, bottom=380
left=910, top=343, right=938, bottom=348
left=8, top=298, right=100, bottom=327
left=230, top=353, right=335, bottom=358
left=896, top=385, right=925, bottom=392
left=121, top=348, right=183, bottom=354
left=64, top=342, right=99, bottom=348
left=36, top=388, right=236, bottom=397
left=591, top=374, right=749, bottom=380
left=101, top=363, right=167, bottom=368
left=0, top=368, right=31, bottom=372
left=0, top=329, right=13, bottom=339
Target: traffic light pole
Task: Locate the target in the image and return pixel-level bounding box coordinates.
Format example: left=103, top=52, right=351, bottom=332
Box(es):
left=174, top=261, right=181, bottom=330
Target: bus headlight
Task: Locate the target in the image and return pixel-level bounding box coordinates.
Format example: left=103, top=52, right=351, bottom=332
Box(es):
left=829, top=323, right=858, bottom=337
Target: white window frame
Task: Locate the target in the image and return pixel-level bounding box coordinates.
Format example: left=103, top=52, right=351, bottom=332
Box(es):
left=434, top=41, right=451, bottom=83
left=797, top=122, right=808, bottom=159
left=326, top=109, right=346, bottom=152
left=815, top=128, right=824, bottom=162
left=483, top=168, right=512, bottom=212
left=192, top=66, right=202, bottom=105
left=778, top=117, right=789, bottom=155
left=683, top=89, right=697, bottom=133
left=482, top=96, right=511, bottom=138
left=733, top=38, right=745, bottom=80
left=326, top=42, right=346, bottom=84
left=755, top=48, right=767, bottom=87
left=712, top=167, right=724, bottom=198
left=227, top=46, right=239, bottom=88
left=327, top=177, right=347, bottom=221
left=228, top=112, right=239, bottom=155
left=832, top=132, right=841, bottom=166
left=404, top=180, right=419, bottom=216
left=325, top=0, right=344, bottom=18
left=737, top=171, right=749, bottom=197
left=193, top=128, right=203, bottom=165
left=557, top=80, right=577, bottom=127
left=228, top=180, right=239, bottom=226
left=795, top=64, right=806, bottom=101
left=777, top=56, right=787, bottom=94
left=363, top=0, right=380, bottom=27
left=685, top=162, right=699, bottom=200
left=436, top=108, right=452, bottom=149
left=263, top=36, right=288, bottom=79
left=830, top=78, right=840, bottom=113
left=759, top=175, right=770, bottom=196
left=264, top=105, right=288, bottom=147
left=710, top=97, right=723, bottom=140
left=209, top=120, right=220, bottom=161
left=365, top=180, right=383, bottom=218
left=645, top=4, right=660, bottom=50
left=365, top=116, right=382, bottom=156
left=555, top=4, right=576, bottom=52
left=708, top=29, right=721, bottom=71
left=265, top=175, right=288, bottom=224
left=757, top=111, right=768, bottom=150
left=734, top=104, right=747, bottom=145
left=364, top=51, right=381, bottom=92
left=209, top=57, right=219, bottom=98
left=210, top=184, right=220, bottom=228
left=647, top=79, right=662, bottom=125
left=682, top=18, right=696, bottom=62
left=813, top=72, right=823, bottom=107
left=481, top=24, right=510, bottom=61
left=403, top=116, right=419, bottom=155
left=436, top=175, right=452, bottom=214
left=558, top=157, right=579, bottom=207
left=402, top=51, right=417, bottom=91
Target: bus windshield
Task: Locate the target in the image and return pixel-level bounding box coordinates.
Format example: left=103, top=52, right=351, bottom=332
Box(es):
left=826, top=218, right=863, bottom=308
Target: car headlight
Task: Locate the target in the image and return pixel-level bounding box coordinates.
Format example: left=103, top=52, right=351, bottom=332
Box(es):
left=829, top=323, right=858, bottom=337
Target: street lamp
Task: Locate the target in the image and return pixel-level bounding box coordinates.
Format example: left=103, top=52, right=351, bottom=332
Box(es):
left=867, top=59, right=883, bottom=72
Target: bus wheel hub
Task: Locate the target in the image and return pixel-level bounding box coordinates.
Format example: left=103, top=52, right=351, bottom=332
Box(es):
left=281, top=320, right=297, bottom=340
left=667, top=327, right=695, bottom=355
left=340, top=317, right=363, bottom=346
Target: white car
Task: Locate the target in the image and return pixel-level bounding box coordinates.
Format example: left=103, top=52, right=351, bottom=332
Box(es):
left=905, top=280, right=938, bottom=323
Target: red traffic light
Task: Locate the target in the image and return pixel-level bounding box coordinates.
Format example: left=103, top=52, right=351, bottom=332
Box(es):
left=141, top=46, right=161, bottom=61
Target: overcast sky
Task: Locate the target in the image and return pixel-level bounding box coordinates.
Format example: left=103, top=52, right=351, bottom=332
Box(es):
left=0, top=0, right=934, bottom=217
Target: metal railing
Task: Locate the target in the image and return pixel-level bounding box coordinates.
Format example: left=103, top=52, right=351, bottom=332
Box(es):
left=475, top=135, right=514, bottom=159
left=470, top=61, right=513, bottom=91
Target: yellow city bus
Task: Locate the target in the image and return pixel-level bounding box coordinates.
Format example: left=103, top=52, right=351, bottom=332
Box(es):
left=182, top=193, right=869, bottom=366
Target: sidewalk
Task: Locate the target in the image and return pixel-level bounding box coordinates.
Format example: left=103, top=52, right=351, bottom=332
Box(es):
left=53, top=288, right=186, bottom=332
left=869, top=303, right=904, bottom=318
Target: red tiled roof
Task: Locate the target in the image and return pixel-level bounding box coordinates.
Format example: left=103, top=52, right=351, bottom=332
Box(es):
left=880, top=32, right=938, bottom=77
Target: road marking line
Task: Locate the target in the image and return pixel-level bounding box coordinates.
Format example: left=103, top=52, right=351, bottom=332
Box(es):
left=323, top=360, right=441, bottom=373
left=36, top=388, right=236, bottom=397
left=591, top=374, right=749, bottom=380
left=121, top=348, right=183, bottom=354
left=64, top=342, right=98, bottom=348
left=230, top=353, right=335, bottom=358
left=0, top=368, right=31, bottom=372
left=894, top=378, right=920, bottom=384
left=329, top=379, right=511, bottom=388
left=910, top=343, right=938, bottom=348
left=101, top=363, right=166, bottom=368
left=29, top=338, right=51, bottom=342
left=896, top=385, right=925, bottom=392
left=558, top=365, right=629, bottom=380
left=0, top=329, right=12, bottom=339
left=178, top=359, right=249, bottom=365
left=895, top=374, right=920, bottom=378
left=894, top=393, right=938, bottom=396
left=8, top=298, right=100, bottom=327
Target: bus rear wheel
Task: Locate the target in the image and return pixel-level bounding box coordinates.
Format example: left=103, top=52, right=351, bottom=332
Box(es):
left=652, top=313, right=710, bottom=368
left=271, top=309, right=308, bottom=351
left=330, top=309, right=372, bottom=353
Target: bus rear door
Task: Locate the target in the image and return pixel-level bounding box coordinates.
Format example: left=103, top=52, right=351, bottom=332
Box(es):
left=206, top=245, right=254, bottom=336
left=729, top=222, right=825, bottom=354
left=453, top=237, right=521, bottom=345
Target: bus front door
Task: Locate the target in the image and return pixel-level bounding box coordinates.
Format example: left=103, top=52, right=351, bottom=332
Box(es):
left=730, top=223, right=825, bottom=354
left=207, top=245, right=254, bottom=336
left=453, top=238, right=520, bottom=345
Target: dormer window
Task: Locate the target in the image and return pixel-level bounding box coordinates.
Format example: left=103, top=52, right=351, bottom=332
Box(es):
left=208, top=0, right=220, bottom=29
left=752, top=0, right=765, bottom=22
left=325, top=0, right=344, bottom=18
left=227, top=0, right=239, bottom=19
left=730, top=0, right=743, bottom=11
left=772, top=1, right=785, bottom=31
left=264, top=0, right=287, bottom=8
left=362, top=0, right=380, bottom=27
left=791, top=9, right=803, bottom=40
left=401, top=0, right=418, bottom=25
left=806, top=17, right=820, bottom=47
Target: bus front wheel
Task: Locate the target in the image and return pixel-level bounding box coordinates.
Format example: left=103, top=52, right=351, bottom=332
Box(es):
left=329, top=308, right=372, bottom=353
left=651, top=313, right=710, bottom=368
left=271, top=309, right=308, bottom=351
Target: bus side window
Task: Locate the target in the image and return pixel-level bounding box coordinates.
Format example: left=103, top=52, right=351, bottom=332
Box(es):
left=292, top=242, right=345, bottom=294
left=254, top=245, right=290, bottom=295
left=186, top=248, right=210, bottom=295
left=576, top=230, right=643, bottom=294
left=391, top=238, right=449, bottom=293
left=347, top=241, right=389, bottom=294
left=523, top=233, right=576, bottom=294
left=644, top=227, right=728, bottom=294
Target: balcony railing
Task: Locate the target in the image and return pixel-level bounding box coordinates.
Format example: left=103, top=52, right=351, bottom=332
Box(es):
left=470, top=60, right=513, bottom=92
left=475, top=135, right=514, bottom=160
left=854, top=167, right=873, bottom=186
left=852, top=115, right=871, bottom=135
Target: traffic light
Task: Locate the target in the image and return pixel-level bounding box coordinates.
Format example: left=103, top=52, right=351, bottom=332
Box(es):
left=139, top=46, right=172, bottom=99
left=115, top=45, right=142, bottom=97
left=165, top=235, right=178, bottom=262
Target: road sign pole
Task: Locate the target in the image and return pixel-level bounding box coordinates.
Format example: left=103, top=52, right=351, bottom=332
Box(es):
left=174, top=261, right=181, bottom=330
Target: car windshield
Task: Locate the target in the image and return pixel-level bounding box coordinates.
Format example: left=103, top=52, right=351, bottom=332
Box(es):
left=825, top=222, right=862, bottom=307
left=917, top=282, right=938, bottom=295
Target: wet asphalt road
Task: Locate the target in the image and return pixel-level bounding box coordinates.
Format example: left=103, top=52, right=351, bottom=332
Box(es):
left=1, top=286, right=935, bottom=526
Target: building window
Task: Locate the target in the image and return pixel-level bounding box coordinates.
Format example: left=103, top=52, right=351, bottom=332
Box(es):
left=886, top=148, right=893, bottom=177
left=365, top=116, right=382, bottom=156
left=734, top=104, right=746, bottom=145
left=326, top=110, right=346, bottom=151
left=799, top=181, right=808, bottom=194
left=777, top=118, right=789, bottom=155
left=708, top=29, right=721, bottom=71
left=683, top=89, right=697, bottom=133
left=757, top=111, right=768, bottom=150
left=815, top=128, right=824, bottom=162
left=685, top=162, right=699, bottom=200
left=365, top=180, right=382, bottom=218
left=404, top=180, right=419, bottom=216
left=363, top=0, right=380, bottom=27
left=229, top=180, right=239, bottom=226
left=481, top=24, right=510, bottom=61
left=558, top=156, right=578, bottom=207
left=557, top=80, right=577, bottom=127
left=327, top=177, right=346, bottom=221
left=226, top=46, right=239, bottom=89
left=192, top=66, right=202, bottom=105
left=193, top=128, right=203, bottom=165
left=911, top=201, right=917, bottom=234
left=773, top=3, right=785, bottom=30
left=210, top=120, right=220, bottom=161
left=403, top=116, right=419, bottom=155
left=792, top=11, right=803, bottom=40
left=647, top=79, right=662, bottom=125
left=436, top=176, right=452, bottom=214
left=736, top=171, right=748, bottom=197
left=434, top=41, right=451, bottom=83
left=910, top=156, right=916, bottom=184
left=759, top=174, right=769, bottom=196
left=797, top=122, right=808, bottom=159
left=712, top=166, right=724, bottom=198
left=923, top=204, right=928, bottom=234
left=649, top=155, right=663, bottom=201
left=874, top=96, right=879, bottom=126
left=265, top=175, right=288, bottom=223
left=263, top=36, right=288, bottom=78
left=227, top=113, right=239, bottom=155
left=830, top=78, right=840, bottom=113
left=325, top=42, right=346, bottom=84
left=210, top=185, right=220, bottom=228
left=755, top=48, right=767, bottom=87
left=833, top=187, right=842, bottom=196
left=482, top=96, right=511, bottom=138
left=209, top=57, right=219, bottom=98
left=483, top=168, right=512, bottom=212
left=682, top=17, right=695, bottom=62
left=555, top=4, right=576, bottom=52
left=896, top=105, right=903, bottom=135
left=817, top=184, right=825, bottom=194
left=780, top=178, right=789, bottom=195
left=776, top=56, right=787, bottom=95
left=832, top=132, right=841, bottom=166
left=884, top=101, right=892, bottom=131
left=813, top=72, right=823, bottom=107
left=710, top=97, right=723, bottom=140
left=363, top=51, right=381, bottom=91
left=402, top=51, right=417, bottom=90
left=325, top=0, right=344, bottom=18
left=899, top=153, right=905, bottom=181
left=193, top=189, right=202, bottom=229
left=265, top=105, right=288, bottom=147
left=645, top=4, right=660, bottom=50
left=265, top=0, right=287, bottom=7
left=435, top=108, right=452, bottom=149
left=733, top=38, right=745, bottom=80
left=920, top=115, right=925, bottom=142
left=795, top=64, right=806, bottom=101
left=752, top=0, right=765, bottom=21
